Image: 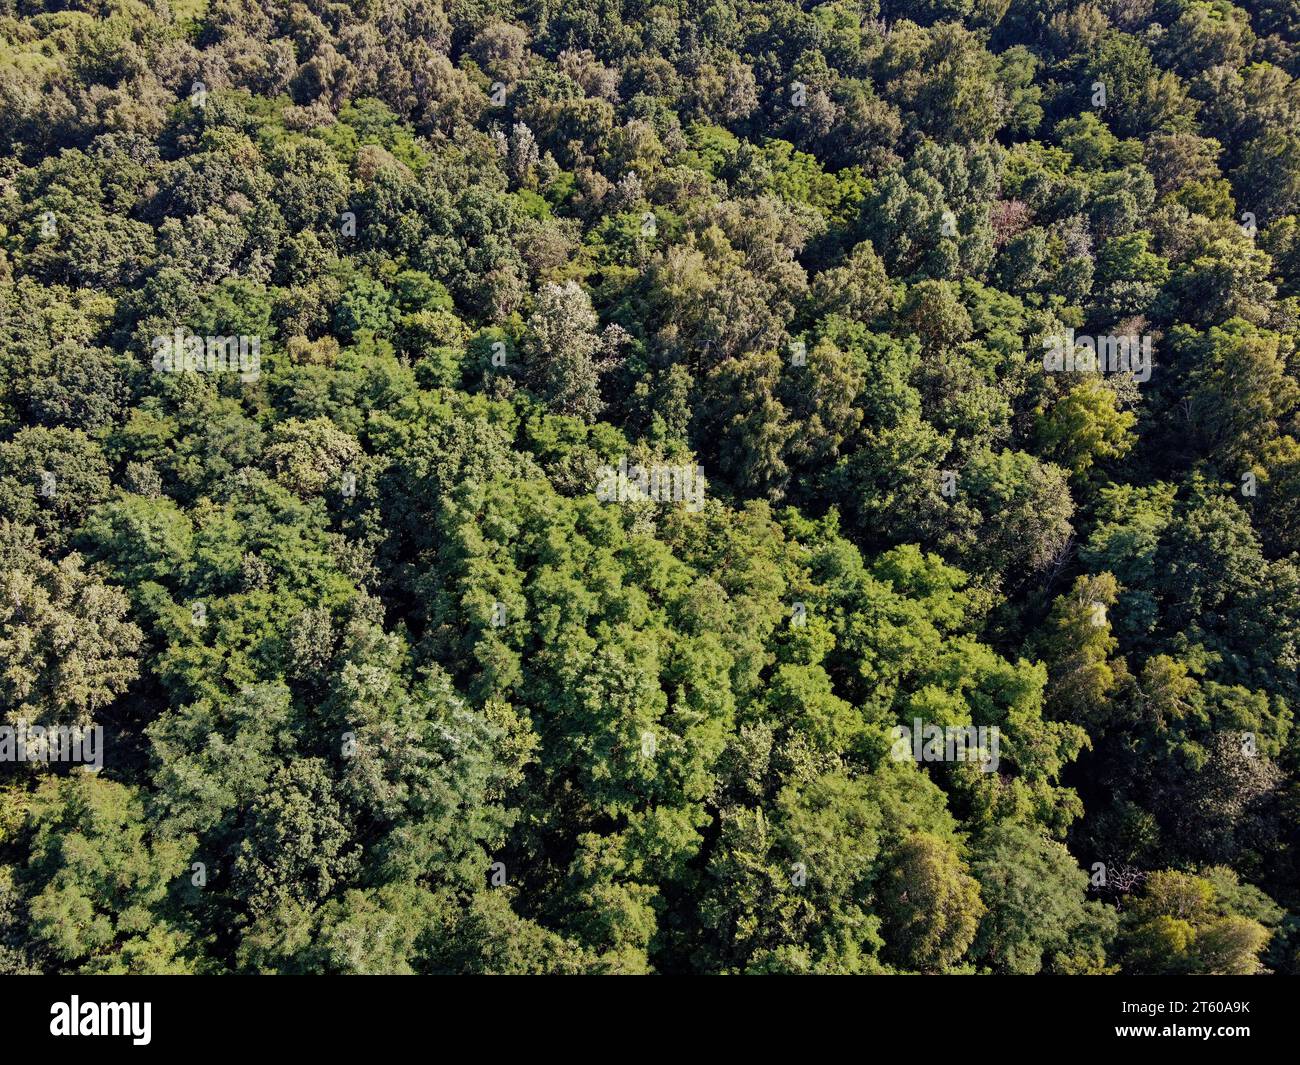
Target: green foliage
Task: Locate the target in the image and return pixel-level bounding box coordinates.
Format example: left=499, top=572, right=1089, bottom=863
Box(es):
left=1119, top=868, right=1277, bottom=974
left=0, top=0, right=1297, bottom=977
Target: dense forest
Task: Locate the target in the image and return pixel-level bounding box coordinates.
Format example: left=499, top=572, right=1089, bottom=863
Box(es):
left=1, top=0, right=1299, bottom=976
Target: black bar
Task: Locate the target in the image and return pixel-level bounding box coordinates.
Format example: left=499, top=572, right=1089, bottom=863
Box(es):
left=1, top=975, right=1291, bottom=1050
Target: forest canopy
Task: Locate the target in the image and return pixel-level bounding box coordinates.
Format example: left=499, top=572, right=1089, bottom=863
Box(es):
left=1, top=0, right=1299, bottom=975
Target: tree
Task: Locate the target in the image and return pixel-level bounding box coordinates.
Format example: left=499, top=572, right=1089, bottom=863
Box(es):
left=263, top=417, right=364, bottom=498
left=522, top=281, right=612, bottom=421
left=232, top=759, right=360, bottom=921
left=0, top=427, right=112, bottom=550
left=1119, top=869, right=1276, bottom=975
left=877, top=833, right=984, bottom=973
left=971, top=823, right=1114, bottom=974
left=1036, top=377, right=1135, bottom=479
left=1039, top=573, right=1127, bottom=731
left=942, top=449, right=1075, bottom=579
left=20, top=775, right=194, bottom=974
left=0, top=522, right=143, bottom=731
